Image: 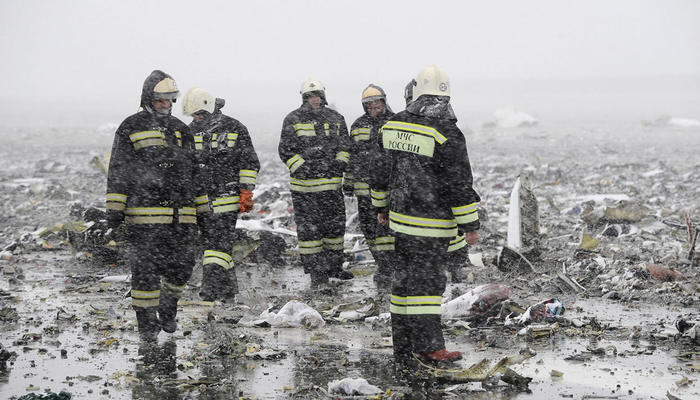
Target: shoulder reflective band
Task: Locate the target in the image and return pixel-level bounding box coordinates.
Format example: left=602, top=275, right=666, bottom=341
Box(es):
left=382, top=128, right=436, bottom=157
left=239, top=169, right=258, bottom=185
left=389, top=211, right=457, bottom=238
left=125, top=207, right=174, bottom=224
left=194, top=135, right=203, bottom=150
left=298, top=239, right=324, bottom=254
left=447, top=233, right=467, bottom=253
left=175, top=131, right=182, bottom=147
left=178, top=207, right=197, bottom=224
left=289, top=177, right=342, bottom=192
left=203, top=249, right=233, bottom=269
left=129, top=130, right=166, bottom=150
left=335, top=151, right=350, bottom=164
left=106, top=193, right=127, bottom=211
left=322, top=236, right=344, bottom=251
left=131, top=289, right=160, bottom=308
left=374, top=236, right=395, bottom=252
left=211, top=133, right=219, bottom=148
left=390, top=294, right=442, bottom=315
left=286, top=154, right=305, bottom=173
left=293, top=123, right=316, bottom=137
left=353, top=181, right=369, bottom=196
left=195, top=194, right=210, bottom=213
left=371, top=189, right=388, bottom=207
left=351, top=127, right=370, bottom=141
left=212, top=196, right=240, bottom=213
left=451, top=202, right=479, bottom=224
left=226, top=132, right=238, bottom=147
left=383, top=121, right=447, bottom=144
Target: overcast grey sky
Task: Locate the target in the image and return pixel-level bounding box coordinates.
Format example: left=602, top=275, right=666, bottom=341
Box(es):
left=1, top=0, right=699, bottom=134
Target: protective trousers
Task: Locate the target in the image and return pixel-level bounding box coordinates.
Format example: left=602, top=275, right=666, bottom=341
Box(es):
left=291, top=190, right=345, bottom=281
left=128, top=225, right=196, bottom=337
left=390, top=233, right=449, bottom=363
left=356, top=195, right=395, bottom=290
left=198, top=210, right=239, bottom=301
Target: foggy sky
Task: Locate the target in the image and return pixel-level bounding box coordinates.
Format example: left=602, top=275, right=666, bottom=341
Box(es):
left=1, top=0, right=699, bottom=136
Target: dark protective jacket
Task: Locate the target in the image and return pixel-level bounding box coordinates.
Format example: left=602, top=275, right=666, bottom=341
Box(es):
left=189, top=100, right=260, bottom=213
left=347, top=107, right=395, bottom=195
left=278, top=102, right=351, bottom=192
left=370, top=99, right=480, bottom=237
left=106, top=71, right=197, bottom=226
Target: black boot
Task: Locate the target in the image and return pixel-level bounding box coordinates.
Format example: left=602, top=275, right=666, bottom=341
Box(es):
left=199, top=263, right=219, bottom=301
left=158, top=294, right=179, bottom=333
left=222, top=268, right=239, bottom=302
left=135, top=307, right=160, bottom=343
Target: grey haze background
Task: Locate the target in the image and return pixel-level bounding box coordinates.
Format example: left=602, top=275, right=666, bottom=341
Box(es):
left=1, top=0, right=699, bottom=150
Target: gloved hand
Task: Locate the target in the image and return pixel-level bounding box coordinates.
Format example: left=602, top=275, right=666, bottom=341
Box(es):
left=239, top=189, right=254, bottom=213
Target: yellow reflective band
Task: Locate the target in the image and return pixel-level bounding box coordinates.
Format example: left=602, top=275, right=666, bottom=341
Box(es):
left=162, top=281, right=185, bottom=293
left=129, top=131, right=167, bottom=150
left=389, top=211, right=456, bottom=228
left=390, top=304, right=442, bottom=315
left=335, top=151, right=350, bottom=164
left=382, top=121, right=447, bottom=144
left=323, top=123, right=330, bottom=135
left=194, top=195, right=209, bottom=205
left=239, top=169, right=258, bottom=184
left=226, top=132, right=239, bottom=147
left=178, top=207, right=197, bottom=224
left=175, top=131, right=182, bottom=147
left=389, top=211, right=457, bottom=238
left=351, top=127, right=370, bottom=141
left=196, top=204, right=210, bottom=213
left=132, top=299, right=159, bottom=308
left=132, top=289, right=160, bottom=299
left=289, top=177, right=342, bottom=192
left=299, top=240, right=324, bottom=254
left=322, top=236, right=344, bottom=250
left=212, top=196, right=240, bottom=206
left=294, top=123, right=316, bottom=137
left=204, top=249, right=233, bottom=263
left=371, top=189, right=389, bottom=207
left=107, top=193, right=127, bottom=203
left=286, top=154, right=305, bottom=173
left=126, top=207, right=174, bottom=215
left=194, top=135, right=203, bottom=150
left=454, top=212, right=479, bottom=224
left=353, top=181, right=370, bottom=196
left=212, top=197, right=240, bottom=213
left=447, top=234, right=467, bottom=253
left=125, top=207, right=174, bottom=224
left=106, top=203, right=126, bottom=211
left=452, top=202, right=478, bottom=215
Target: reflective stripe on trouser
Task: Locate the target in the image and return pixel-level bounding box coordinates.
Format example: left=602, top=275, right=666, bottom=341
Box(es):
left=391, top=233, right=449, bottom=356
left=128, top=225, right=196, bottom=309
left=198, top=211, right=239, bottom=298
left=291, top=190, right=345, bottom=275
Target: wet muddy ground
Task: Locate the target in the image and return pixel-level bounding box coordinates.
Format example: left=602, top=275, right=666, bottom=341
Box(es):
left=1, top=123, right=699, bottom=399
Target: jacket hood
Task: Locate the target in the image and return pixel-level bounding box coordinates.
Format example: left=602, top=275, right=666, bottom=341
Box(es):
left=361, top=84, right=393, bottom=114
left=140, top=70, right=175, bottom=109
left=406, top=95, right=456, bottom=121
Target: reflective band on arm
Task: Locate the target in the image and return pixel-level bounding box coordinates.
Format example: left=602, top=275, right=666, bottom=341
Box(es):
left=335, top=151, right=350, bottom=164
left=447, top=234, right=467, bottom=253
left=129, top=131, right=167, bottom=150
left=390, top=294, right=442, bottom=315
left=351, top=127, right=370, bottom=141
left=298, top=240, right=324, bottom=254
left=106, top=193, right=127, bottom=211
left=289, top=177, right=342, bottom=192
left=451, top=202, right=479, bottom=224
left=293, top=123, right=316, bottom=137
left=371, top=189, right=388, bottom=207
left=203, top=249, right=233, bottom=269
left=195, top=195, right=210, bottom=213
left=286, top=154, right=305, bottom=173
left=239, top=169, right=258, bottom=185
left=389, top=211, right=457, bottom=238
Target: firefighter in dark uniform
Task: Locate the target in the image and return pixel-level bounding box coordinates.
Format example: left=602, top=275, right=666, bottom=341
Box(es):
left=106, top=70, right=198, bottom=342
left=181, top=87, right=260, bottom=302
left=279, top=78, right=354, bottom=285
left=346, top=84, right=396, bottom=292
left=371, top=65, right=480, bottom=369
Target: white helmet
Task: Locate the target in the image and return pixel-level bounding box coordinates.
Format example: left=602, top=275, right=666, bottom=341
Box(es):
left=300, top=78, right=325, bottom=96
left=413, top=65, right=450, bottom=100
left=182, top=87, right=215, bottom=116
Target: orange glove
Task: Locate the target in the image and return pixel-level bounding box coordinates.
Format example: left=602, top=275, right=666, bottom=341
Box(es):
left=239, top=189, right=254, bottom=213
